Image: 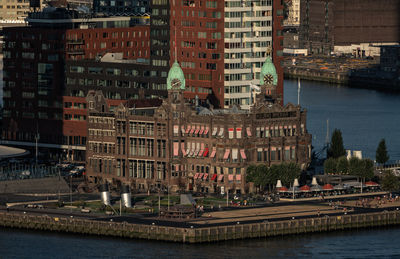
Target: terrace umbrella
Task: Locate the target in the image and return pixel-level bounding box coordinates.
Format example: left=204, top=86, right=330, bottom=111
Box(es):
left=300, top=185, right=311, bottom=192
left=365, top=181, right=379, bottom=187
left=277, top=186, right=288, bottom=192
left=322, top=184, right=334, bottom=191
left=311, top=185, right=322, bottom=192
left=288, top=186, right=300, bottom=193
left=334, top=183, right=345, bottom=190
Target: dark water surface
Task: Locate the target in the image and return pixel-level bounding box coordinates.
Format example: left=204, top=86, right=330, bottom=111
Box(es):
left=1, top=227, right=400, bottom=258
left=284, top=79, right=400, bottom=162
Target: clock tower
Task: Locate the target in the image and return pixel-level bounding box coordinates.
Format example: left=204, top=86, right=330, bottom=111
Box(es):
left=258, top=56, right=281, bottom=104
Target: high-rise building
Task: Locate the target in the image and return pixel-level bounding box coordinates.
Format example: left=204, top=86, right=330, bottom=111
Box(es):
left=169, top=0, right=284, bottom=109
left=2, top=0, right=284, bottom=161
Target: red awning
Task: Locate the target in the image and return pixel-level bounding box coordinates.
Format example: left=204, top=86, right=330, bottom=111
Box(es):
left=246, top=127, right=252, bottom=137
left=204, top=127, right=209, bottom=135
left=365, top=181, right=379, bottom=186
left=203, top=148, right=209, bottom=157
left=199, top=126, right=204, bottom=135
left=211, top=174, right=217, bottom=181
left=278, top=186, right=288, bottom=192
left=300, top=185, right=311, bottom=192
left=322, top=184, right=334, bottom=190
left=223, top=149, right=230, bottom=160
left=199, top=173, right=204, bottom=179
left=190, top=127, right=195, bottom=134
left=194, top=173, right=199, bottom=179
left=181, top=143, right=186, bottom=156
left=198, top=149, right=204, bottom=157
left=236, top=175, right=241, bottom=181
left=240, top=149, right=247, bottom=159
left=228, top=175, right=234, bottom=181
left=194, top=127, right=200, bottom=134
left=218, top=175, right=224, bottom=181
left=185, top=125, right=191, bottom=134
left=210, top=148, right=216, bottom=158
left=203, top=173, right=208, bottom=180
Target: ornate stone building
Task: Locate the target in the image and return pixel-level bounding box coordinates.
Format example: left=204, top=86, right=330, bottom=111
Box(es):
left=85, top=57, right=312, bottom=194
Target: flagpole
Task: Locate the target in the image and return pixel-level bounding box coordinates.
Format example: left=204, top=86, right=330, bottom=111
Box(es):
left=297, top=77, right=300, bottom=105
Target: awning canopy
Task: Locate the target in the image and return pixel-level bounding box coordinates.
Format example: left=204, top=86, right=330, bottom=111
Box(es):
left=199, top=126, right=204, bottom=135
left=194, top=173, right=199, bottom=179
left=240, top=149, right=247, bottom=159
left=186, top=125, right=191, bottom=134
left=204, top=127, right=209, bottom=135
left=223, top=149, right=230, bottom=160
left=203, top=173, right=208, bottom=180
left=212, top=127, right=217, bottom=136
left=300, top=185, right=311, bottom=192
left=322, top=184, right=334, bottom=190
left=365, top=181, right=379, bottom=187
left=210, top=148, right=216, bottom=158
left=203, top=147, right=209, bottom=157
left=211, top=174, right=217, bottom=181
left=246, top=127, right=252, bottom=137
left=277, top=186, right=288, bottom=192
left=236, top=175, right=241, bottom=181
left=228, top=175, right=234, bottom=181
left=218, top=175, right=224, bottom=181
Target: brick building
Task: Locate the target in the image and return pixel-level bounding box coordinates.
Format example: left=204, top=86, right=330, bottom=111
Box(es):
left=85, top=57, right=311, bottom=194
left=299, top=0, right=400, bottom=56
left=1, top=8, right=153, bottom=161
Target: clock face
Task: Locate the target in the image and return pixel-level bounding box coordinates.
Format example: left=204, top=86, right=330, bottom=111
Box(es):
left=264, top=74, right=274, bottom=85
left=171, top=78, right=181, bottom=89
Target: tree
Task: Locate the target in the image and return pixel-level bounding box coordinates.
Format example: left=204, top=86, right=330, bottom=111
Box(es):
left=279, top=162, right=301, bottom=186
left=327, top=129, right=346, bottom=159
left=246, top=164, right=268, bottom=193
left=376, top=139, right=389, bottom=165
left=363, top=159, right=375, bottom=180
left=324, top=157, right=337, bottom=174
left=336, top=156, right=348, bottom=175
left=348, top=157, right=364, bottom=176
left=381, top=171, right=400, bottom=192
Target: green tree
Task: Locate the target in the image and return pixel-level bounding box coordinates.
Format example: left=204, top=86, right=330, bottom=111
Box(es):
left=376, top=138, right=389, bottom=165
left=246, top=164, right=269, bottom=193
left=381, top=171, right=400, bottom=192
left=327, top=129, right=346, bottom=159
left=363, top=159, right=375, bottom=180
left=279, top=162, right=301, bottom=186
left=336, top=156, right=349, bottom=175
left=348, top=157, right=364, bottom=176
left=324, top=157, right=337, bottom=174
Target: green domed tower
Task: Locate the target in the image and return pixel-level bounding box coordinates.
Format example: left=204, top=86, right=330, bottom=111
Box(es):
left=260, top=56, right=278, bottom=86
left=167, top=61, right=186, bottom=90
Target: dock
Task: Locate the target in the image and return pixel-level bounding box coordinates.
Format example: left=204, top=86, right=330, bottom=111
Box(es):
left=1, top=204, right=400, bottom=243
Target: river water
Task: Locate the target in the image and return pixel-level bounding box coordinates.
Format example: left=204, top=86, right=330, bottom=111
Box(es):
left=284, top=79, right=400, bottom=162
left=1, top=226, right=400, bottom=258
left=1, top=79, right=400, bottom=257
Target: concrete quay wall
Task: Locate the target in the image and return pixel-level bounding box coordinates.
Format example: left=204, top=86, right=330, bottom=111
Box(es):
left=0, top=211, right=399, bottom=243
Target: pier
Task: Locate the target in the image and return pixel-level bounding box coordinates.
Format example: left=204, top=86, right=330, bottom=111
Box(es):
left=1, top=205, right=400, bottom=243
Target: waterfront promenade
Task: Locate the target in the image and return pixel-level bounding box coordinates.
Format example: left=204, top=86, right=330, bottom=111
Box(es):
left=2, top=192, right=400, bottom=243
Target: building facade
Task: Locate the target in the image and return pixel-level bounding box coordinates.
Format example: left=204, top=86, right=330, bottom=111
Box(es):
left=299, top=0, right=400, bottom=56
left=1, top=8, right=153, bottom=161
left=85, top=57, right=311, bottom=194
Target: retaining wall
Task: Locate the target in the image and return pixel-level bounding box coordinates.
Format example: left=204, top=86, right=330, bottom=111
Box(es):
left=0, top=211, right=399, bottom=243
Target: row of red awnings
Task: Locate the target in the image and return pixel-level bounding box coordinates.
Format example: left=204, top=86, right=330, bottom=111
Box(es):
left=183, top=125, right=209, bottom=135
left=194, top=174, right=242, bottom=181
